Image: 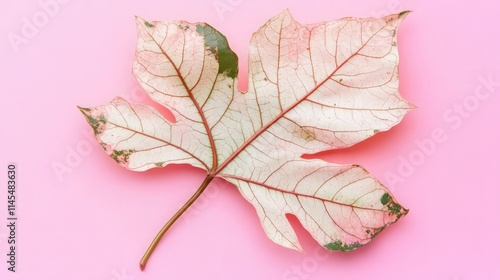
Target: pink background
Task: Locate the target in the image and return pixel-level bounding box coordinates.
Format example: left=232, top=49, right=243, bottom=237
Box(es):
left=1, top=0, right=499, bottom=279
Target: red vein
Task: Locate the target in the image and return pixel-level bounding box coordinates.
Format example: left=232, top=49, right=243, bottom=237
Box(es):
left=215, top=21, right=388, bottom=174
left=106, top=118, right=209, bottom=170
left=223, top=174, right=388, bottom=212
left=142, top=24, right=218, bottom=172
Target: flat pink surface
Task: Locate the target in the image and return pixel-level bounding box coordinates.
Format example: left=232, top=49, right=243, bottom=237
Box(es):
left=1, top=0, right=499, bottom=279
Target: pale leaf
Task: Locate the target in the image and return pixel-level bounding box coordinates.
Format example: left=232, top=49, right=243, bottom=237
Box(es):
left=80, top=11, right=412, bottom=254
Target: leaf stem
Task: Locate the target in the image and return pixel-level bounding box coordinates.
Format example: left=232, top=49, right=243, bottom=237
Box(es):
left=139, top=175, right=214, bottom=271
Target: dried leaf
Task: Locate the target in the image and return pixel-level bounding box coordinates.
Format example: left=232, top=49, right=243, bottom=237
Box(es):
left=80, top=10, right=412, bottom=262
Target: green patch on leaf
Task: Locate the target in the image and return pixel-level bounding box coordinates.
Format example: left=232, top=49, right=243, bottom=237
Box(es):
left=144, top=21, right=155, bottom=28
left=110, top=149, right=134, bottom=164
left=78, top=107, right=106, bottom=135
left=381, top=193, right=390, bottom=205
left=195, top=24, right=238, bottom=79
left=380, top=193, right=408, bottom=219
left=368, top=225, right=387, bottom=239
left=178, top=24, right=190, bottom=30
left=398, top=10, right=410, bottom=18
left=325, top=240, right=363, bottom=252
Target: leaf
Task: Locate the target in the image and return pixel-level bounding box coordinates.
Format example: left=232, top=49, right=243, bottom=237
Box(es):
left=79, top=11, right=412, bottom=265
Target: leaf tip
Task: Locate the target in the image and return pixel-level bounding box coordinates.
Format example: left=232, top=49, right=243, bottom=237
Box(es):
left=134, top=15, right=144, bottom=23
left=78, top=105, right=107, bottom=136
left=381, top=193, right=409, bottom=219
left=294, top=243, right=305, bottom=253
left=398, top=10, right=412, bottom=19
left=272, top=9, right=294, bottom=23
left=77, top=105, right=90, bottom=116
left=384, top=10, right=411, bottom=25
left=281, top=8, right=292, bottom=16
left=135, top=16, right=155, bottom=28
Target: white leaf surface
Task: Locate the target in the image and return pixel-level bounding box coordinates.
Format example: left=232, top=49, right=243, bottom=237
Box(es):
left=81, top=11, right=411, bottom=253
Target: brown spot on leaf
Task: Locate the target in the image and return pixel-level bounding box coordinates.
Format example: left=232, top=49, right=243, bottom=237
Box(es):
left=300, top=127, right=316, bottom=141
